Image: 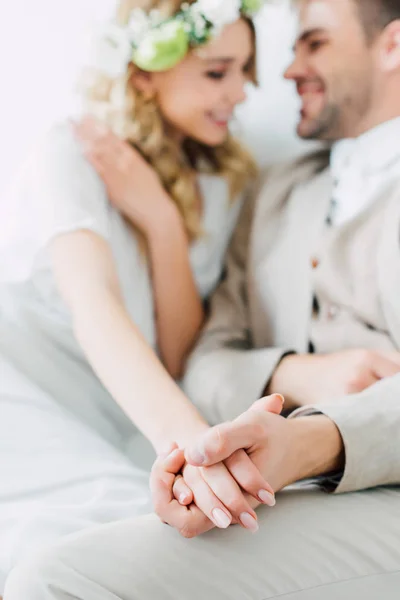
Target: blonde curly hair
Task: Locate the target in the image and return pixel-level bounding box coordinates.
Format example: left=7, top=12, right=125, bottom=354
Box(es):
left=80, top=0, right=258, bottom=239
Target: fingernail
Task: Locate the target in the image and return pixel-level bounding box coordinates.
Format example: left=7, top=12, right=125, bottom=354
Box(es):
left=212, top=508, right=231, bottom=529
left=169, top=448, right=181, bottom=459
left=275, top=394, right=285, bottom=406
left=188, top=445, right=206, bottom=465
left=179, top=493, right=189, bottom=504
left=258, top=490, right=276, bottom=507
left=163, top=448, right=181, bottom=464
left=240, top=512, right=259, bottom=533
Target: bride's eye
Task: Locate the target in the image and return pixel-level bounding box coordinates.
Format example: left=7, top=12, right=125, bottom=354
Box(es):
left=206, top=71, right=226, bottom=80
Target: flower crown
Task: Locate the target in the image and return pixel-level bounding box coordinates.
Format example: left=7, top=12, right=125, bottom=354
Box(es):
left=88, top=0, right=266, bottom=77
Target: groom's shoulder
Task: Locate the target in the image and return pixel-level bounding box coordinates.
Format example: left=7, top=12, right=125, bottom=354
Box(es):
left=258, top=147, right=331, bottom=192
left=241, top=148, right=331, bottom=228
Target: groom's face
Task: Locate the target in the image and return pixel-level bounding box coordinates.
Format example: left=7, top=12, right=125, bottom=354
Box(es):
left=285, top=0, right=375, bottom=141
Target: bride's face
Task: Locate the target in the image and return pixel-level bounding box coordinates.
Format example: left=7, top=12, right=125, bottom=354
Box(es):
left=137, top=19, right=255, bottom=146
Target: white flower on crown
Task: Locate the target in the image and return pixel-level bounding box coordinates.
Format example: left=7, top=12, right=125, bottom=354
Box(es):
left=128, top=9, right=151, bottom=43
left=195, top=0, right=242, bottom=31
left=127, top=8, right=163, bottom=44
left=84, top=0, right=265, bottom=78
left=85, top=23, right=132, bottom=78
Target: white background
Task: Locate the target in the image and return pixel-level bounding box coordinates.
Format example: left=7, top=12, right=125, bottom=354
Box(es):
left=0, top=1, right=312, bottom=195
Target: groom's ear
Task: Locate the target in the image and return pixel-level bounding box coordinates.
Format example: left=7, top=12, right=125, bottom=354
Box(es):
left=250, top=395, right=285, bottom=415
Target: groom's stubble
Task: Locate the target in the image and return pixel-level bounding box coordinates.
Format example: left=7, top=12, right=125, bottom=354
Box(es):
left=286, top=0, right=378, bottom=141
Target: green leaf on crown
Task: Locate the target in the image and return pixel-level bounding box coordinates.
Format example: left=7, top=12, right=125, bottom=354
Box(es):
left=242, top=0, right=263, bottom=15
left=132, top=20, right=189, bottom=71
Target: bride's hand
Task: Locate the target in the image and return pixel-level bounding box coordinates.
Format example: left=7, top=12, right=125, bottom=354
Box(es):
left=152, top=449, right=262, bottom=535
left=72, top=116, right=178, bottom=235
left=151, top=445, right=217, bottom=538
left=178, top=456, right=275, bottom=533
left=151, top=436, right=276, bottom=538
left=170, top=399, right=284, bottom=532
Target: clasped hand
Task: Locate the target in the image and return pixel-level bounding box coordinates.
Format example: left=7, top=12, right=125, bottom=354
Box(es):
left=150, top=395, right=285, bottom=538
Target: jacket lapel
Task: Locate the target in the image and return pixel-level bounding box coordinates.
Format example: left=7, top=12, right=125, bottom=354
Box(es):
left=249, top=167, right=333, bottom=351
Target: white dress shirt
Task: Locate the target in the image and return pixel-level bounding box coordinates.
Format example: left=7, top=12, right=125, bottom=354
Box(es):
left=329, top=117, right=400, bottom=226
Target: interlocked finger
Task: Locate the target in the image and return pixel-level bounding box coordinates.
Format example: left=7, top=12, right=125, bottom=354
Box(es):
left=172, top=474, right=194, bottom=506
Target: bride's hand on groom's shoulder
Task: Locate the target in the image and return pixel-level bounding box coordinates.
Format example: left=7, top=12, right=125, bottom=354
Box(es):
left=72, top=116, right=177, bottom=236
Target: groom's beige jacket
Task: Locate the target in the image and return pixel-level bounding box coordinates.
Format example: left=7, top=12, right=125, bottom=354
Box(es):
left=183, top=149, right=400, bottom=494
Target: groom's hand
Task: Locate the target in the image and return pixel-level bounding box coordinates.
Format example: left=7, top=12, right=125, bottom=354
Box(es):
left=150, top=397, right=283, bottom=538
left=185, top=396, right=345, bottom=493
left=268, top=350, right=400, bottom=409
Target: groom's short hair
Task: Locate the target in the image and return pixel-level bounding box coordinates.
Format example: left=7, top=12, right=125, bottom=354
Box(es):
left=353, top=0, right=400, bottom=40
left=295, top=1, right=400, bottom=41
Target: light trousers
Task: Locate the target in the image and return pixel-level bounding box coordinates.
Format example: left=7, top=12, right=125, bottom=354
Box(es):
left=5, top=485, right=400, bottom=600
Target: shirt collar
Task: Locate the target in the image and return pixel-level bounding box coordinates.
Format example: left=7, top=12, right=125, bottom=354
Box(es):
left=330, top=116, right=400, bottom=178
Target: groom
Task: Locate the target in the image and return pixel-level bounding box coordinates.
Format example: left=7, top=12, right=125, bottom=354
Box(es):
left=5, top=0, right=400, bottom=598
